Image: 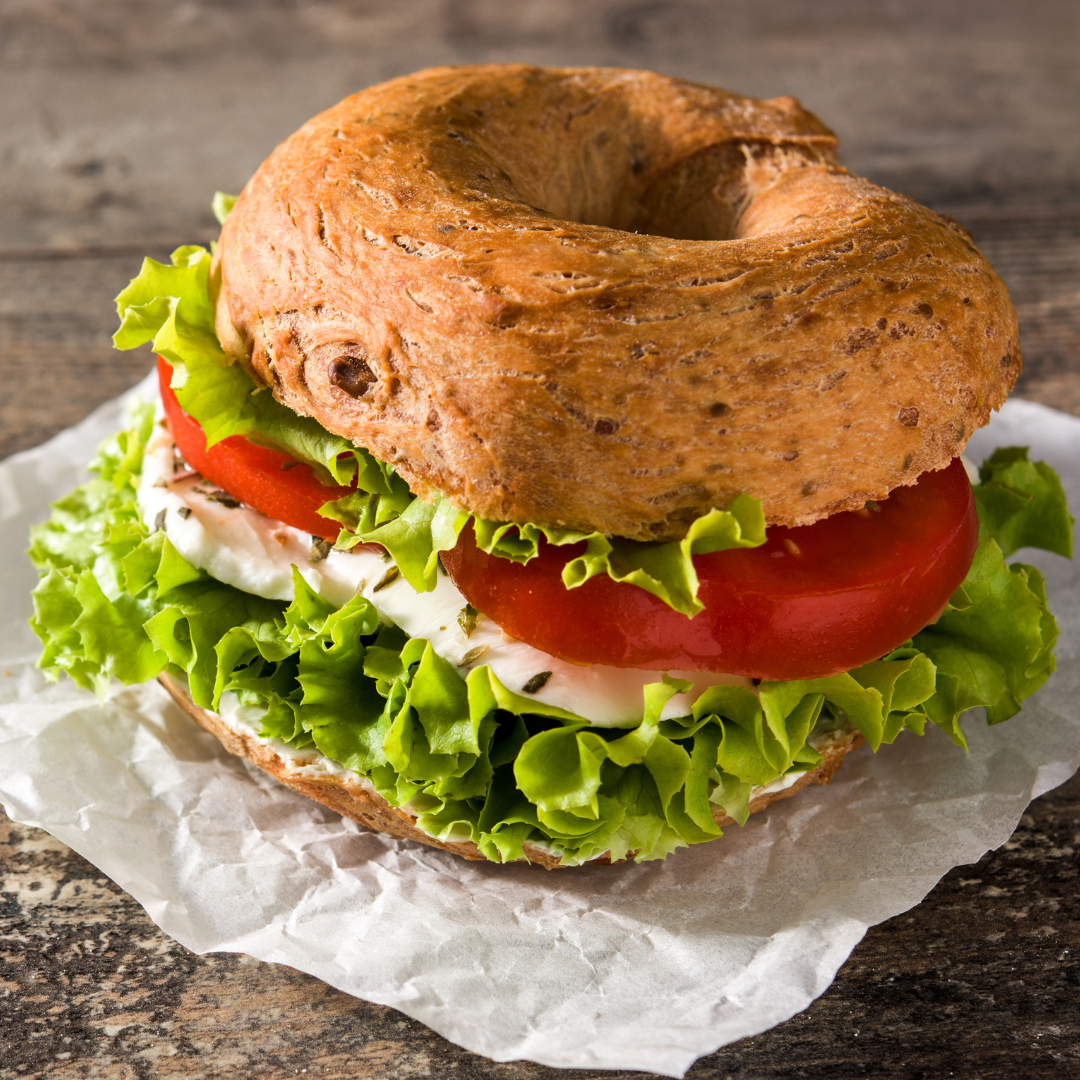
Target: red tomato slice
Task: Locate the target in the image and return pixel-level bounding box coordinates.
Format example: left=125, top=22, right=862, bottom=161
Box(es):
left=156, top=357, right=352, bottom=541
left=441, top=459, right=979, bottom=681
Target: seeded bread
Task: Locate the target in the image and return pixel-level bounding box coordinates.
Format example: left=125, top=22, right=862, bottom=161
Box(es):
left=213, top=64, right=1019, bottom=540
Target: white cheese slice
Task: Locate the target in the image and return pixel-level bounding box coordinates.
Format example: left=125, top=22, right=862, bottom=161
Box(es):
left=137, top=407, right=753, bottom=727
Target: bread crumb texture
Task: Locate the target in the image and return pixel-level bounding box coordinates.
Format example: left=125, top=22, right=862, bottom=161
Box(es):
left=214, top=64, right=1020, bottom=540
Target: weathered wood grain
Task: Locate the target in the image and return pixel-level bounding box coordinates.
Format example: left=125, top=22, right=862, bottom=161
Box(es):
left=2, top=0, right=1079, bottom=251
left=961, top=209, right=1080, bottom=417
left=0, top=251, right=167, bottom=461
left=2, top=777, right=1077, bottom=1080
left=2, top=0, right=1079, bottom=1076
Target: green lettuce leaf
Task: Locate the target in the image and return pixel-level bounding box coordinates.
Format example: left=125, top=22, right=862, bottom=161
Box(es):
left=914, top=543, right=1059, bottom=740
left=211, top=191, right=237, bottom=225
left=112, top=245, right=411, bottom=503
left=113, top=242, right=768, bottom=615
left=344, top=492, right=766, bottom=615
left=974, top=446, right=1074, bottom=559
left=27, top=398, right=1073, bottom=865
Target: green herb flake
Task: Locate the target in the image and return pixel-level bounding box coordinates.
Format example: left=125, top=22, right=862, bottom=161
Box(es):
left=458, top=603, right=480, bottom=637
left=522, top=671, right=553, bottom=694
left=373, top=566, right=400, bottom=592
left=309, top=537, right=333, bottom=564
left=458, top=645, right=489, bottom=667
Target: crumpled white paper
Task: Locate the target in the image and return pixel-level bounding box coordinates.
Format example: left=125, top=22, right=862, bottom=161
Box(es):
left=0, top=376, right=1078, bottom=1077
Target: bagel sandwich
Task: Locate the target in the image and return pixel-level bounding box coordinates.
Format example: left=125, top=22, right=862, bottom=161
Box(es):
left=29, top=65, right=1073, bottom=867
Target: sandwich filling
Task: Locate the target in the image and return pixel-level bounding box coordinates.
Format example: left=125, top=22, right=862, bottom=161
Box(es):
left=27, top=240, right=1073, bottom=865
left=136, top=407, right=752, bottom=727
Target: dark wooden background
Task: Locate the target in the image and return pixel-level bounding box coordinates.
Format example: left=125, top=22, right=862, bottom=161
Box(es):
left=2, top=2, right=1078, bottom=1077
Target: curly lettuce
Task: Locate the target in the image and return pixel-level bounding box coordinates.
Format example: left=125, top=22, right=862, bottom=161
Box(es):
left=115, top=243, right=767, bottom=616
left=326, top=488, right=766, bottom=615
left=27, top=398, right=1072, bottom=863
left=112, top=246, right=412, bottom=525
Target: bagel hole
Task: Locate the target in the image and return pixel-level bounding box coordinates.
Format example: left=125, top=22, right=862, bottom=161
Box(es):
left=625, top=144, right=752, bottom=241
left=501, top=141, right=751, bottom=242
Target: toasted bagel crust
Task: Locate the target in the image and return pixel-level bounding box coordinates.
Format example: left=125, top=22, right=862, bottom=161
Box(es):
left=160, top=673, right=864, bottom=868
left=214, top=64, right=1019, bottom=540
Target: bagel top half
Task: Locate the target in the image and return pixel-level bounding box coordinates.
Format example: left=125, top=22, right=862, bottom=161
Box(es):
left=213, top=64, right=1020, bottom=542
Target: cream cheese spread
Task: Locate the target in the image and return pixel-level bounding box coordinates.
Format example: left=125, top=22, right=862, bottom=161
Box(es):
left=137, top=407, right=753, bottom=727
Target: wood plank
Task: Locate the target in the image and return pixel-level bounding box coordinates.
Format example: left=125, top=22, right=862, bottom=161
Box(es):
left=2, top=778, right=1076, bottom=1078
left=2, top=2, right=1079, bottom=1075
left=0, top=252, right=168, bottom=461
left=954, top=208, right=1080, bottom=416
left=2, top=0, right=1080, bottom=249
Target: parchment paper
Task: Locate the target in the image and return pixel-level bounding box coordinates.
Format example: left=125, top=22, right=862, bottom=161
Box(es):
left=1, top=375, right=1078, bottom=1076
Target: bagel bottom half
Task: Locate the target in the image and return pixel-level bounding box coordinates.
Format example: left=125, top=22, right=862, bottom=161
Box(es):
left=158, top=673, right=864, bottom=869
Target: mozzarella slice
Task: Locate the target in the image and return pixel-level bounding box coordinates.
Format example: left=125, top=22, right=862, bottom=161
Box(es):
left=137, top=408, right=753, bottom=727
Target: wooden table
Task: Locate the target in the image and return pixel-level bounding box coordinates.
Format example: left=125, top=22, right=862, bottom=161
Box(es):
left=2, top=3, right=1078, bottom=1076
